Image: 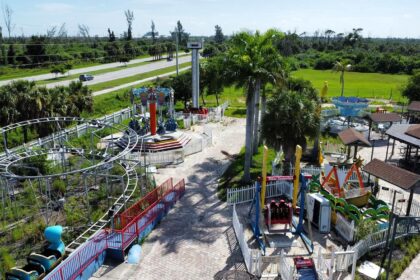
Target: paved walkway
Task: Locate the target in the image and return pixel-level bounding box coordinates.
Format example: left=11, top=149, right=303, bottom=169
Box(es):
left=398, top=253, right=420, bottom=280
left=92, top=118, right=248, bottom=279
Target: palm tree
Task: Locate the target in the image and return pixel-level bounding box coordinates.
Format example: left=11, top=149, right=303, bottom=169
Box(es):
left=261, top=88, right=320, bottom=163
left=224, top=29, right=286, bottom=182
left=332, top=61, right=351, bottom=97
left=325, top=29, right=335, bottom=45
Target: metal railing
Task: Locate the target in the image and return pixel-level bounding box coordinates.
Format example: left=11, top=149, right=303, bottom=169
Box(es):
left=45, top=178, right=186, bottom=280
left=1, top=108, right=133, bottom=159
left=232, top=205, right=261, bottom=276
left=227, top=181, right=292, bottom=206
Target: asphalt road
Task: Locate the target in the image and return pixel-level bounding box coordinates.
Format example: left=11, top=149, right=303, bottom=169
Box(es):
left=44, top=56, right=191, bottom=89
left=0, top=53, right=188, bottom=86
left=92, top=66, right=191, bottom=96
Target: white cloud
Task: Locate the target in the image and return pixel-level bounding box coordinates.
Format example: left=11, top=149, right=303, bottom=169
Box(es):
left=36, top=3, right=74, bottom=13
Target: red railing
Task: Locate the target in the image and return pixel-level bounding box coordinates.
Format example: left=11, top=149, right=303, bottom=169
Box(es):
left=44, top=231, right=108, bottom=280
left=110, top=178, right=186, bottom=251
left=44, top=178, right=186, bottom=280
left=115, top=178, right=174, bottom=230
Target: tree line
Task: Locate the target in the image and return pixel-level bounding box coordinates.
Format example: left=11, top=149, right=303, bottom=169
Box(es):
left=0, top=5, right=190, bottom=69
left=0, top=80, right=93, bottom=146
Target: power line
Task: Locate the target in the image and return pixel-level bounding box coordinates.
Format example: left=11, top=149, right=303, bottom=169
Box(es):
left=0, top=40, right=176, bottom=47
left=0, top=46, right=152, bottom=58
left=3, top=53, right=171, bottom=68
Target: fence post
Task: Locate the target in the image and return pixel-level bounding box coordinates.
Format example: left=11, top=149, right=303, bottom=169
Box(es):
left=329, top=252, right=335, bottom=280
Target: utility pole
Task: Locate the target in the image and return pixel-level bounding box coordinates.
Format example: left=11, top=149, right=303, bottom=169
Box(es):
left=176, top=32, right=179, bottom=76
left=187, top=42, right=203, bottom=108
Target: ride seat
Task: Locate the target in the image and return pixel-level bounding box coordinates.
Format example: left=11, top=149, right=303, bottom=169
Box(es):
left=270, top=200, right=278, bottom=219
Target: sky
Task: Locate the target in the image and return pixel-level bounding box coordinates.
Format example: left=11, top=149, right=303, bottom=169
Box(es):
left=2, top=0, right=420, bottom=38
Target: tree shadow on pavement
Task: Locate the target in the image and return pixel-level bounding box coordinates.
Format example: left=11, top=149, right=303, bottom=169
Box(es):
left=144, top=155, right=234, bottom=256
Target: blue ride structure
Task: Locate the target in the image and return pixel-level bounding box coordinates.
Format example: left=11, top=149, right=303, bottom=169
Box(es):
left=6, top=226, right=65, bottom=280
left=331, top=96, right=369, bottom=117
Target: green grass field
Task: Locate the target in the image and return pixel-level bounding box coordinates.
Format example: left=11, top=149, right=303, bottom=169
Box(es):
left=292, top=69, right=409, bottom=102
left=88, top=61, right=191, bottom=92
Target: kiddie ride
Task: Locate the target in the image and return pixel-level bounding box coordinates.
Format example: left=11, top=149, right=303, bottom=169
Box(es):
left=130, top=86, right=177, bottom=136
left=249, top=146, right=314, bottom=255
left=6, top=226, right=65, bottom=280
left=183, top=105, right=208, bottom=115
left=309, top=163, right=390, bottom=228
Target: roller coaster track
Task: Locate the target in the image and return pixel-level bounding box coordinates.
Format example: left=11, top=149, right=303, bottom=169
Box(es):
left=65, top=136, right=143, bottom=255
left=0, top=115, right=145, bottom=255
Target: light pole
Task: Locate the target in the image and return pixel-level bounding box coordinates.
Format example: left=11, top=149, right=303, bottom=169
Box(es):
left=187, top=42, right=203, bottom=108
left=175, top=32, right=179, bottom=76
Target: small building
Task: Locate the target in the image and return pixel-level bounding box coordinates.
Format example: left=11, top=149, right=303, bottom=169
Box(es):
left=385, top=124, right=420, bottom=173
left=364, top=158, right=420, bottom=216
left=367, top=113, right=402, bottom=141
left=407, top=101, right=420, bottom=124
left=338, top=127, right=371, bottom=160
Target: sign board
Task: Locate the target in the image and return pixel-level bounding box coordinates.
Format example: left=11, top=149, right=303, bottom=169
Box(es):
left=187, top=42, right=202, bottom=49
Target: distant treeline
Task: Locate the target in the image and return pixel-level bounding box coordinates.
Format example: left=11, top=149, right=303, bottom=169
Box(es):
left=274, top=30, right=420, bottom=75
left=0, top=36, right=186, bottom=69
left=203, top=28, right=420, bottom=75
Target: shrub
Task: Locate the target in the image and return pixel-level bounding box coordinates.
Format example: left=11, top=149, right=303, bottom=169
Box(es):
left=355, top=219, right=378, bottom=241
left=314, top=54, right=337, bottom=70
left=53, top=179, right=66, bottom=195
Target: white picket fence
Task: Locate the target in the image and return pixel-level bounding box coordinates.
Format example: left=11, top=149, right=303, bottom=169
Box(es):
left=178, top=101, right=228, bottom=128
left=232, top=205, right=261, bottom=276
left=341, top=218, right=419, bottom=270
left=226, top=181, right=292, bottom=206
left=316, top=248, right=357, bottom=280
left=279, top=250, right=294, bottom=280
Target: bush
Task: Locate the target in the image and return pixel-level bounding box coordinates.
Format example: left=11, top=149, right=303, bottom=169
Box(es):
left=314, top=54, right=337, bottom=70
left=53, top=179, right=66, bottom=195
left=355, top=219, right=378, bottom=241
left=0, top=248, right=15, bottom=275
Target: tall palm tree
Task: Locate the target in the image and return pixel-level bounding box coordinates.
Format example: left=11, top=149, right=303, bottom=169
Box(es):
left=332, top=61, right=351, bottom=97
left=224, top=29, right=286, bottom=181
left=261, top=88, right=320, bottom=163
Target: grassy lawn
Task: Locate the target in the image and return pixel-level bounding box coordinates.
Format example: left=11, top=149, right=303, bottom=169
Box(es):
left=217, top=146, right=277, bottom=200
left=0, top=54, right=153, bottom=81
left=88, top=61, right=191, bottom=92
left=83, top=88, right=132, bottom=118
left=292, top=69, right=409, bottom=102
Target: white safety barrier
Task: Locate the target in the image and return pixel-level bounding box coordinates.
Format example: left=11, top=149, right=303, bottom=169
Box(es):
left=227, top=181, right=292, bottom=206
left=232, top=205, right=261, bottom=276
